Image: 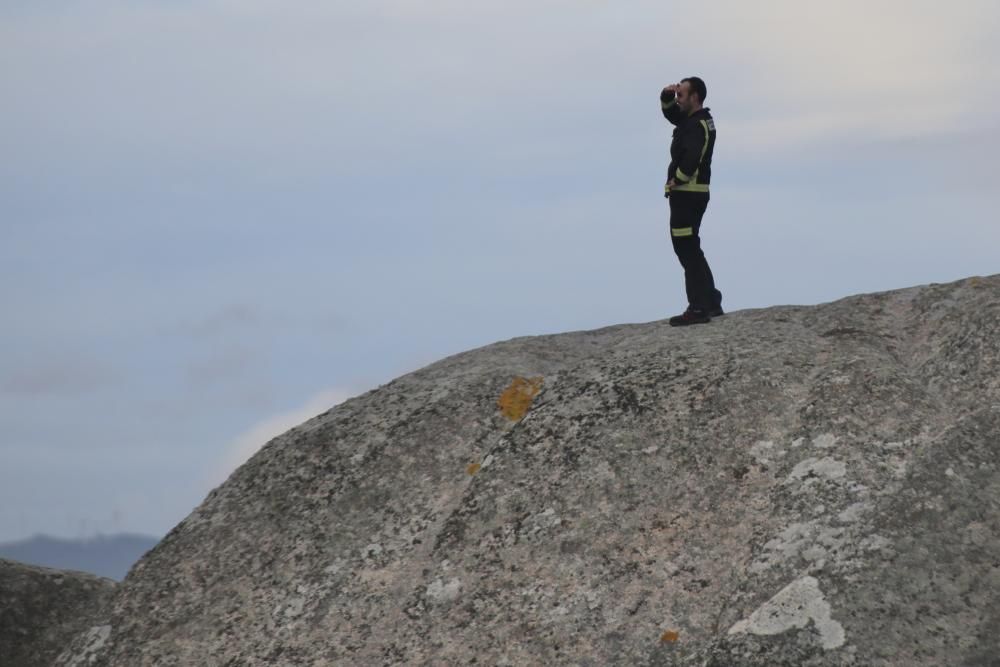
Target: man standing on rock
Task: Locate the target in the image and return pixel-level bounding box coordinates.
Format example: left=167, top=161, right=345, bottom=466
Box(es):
left=661, top=77, right=723, bottom=326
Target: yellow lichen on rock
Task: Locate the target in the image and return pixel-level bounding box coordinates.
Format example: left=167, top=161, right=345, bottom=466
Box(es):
left=498, top=376, right=543, bottom=421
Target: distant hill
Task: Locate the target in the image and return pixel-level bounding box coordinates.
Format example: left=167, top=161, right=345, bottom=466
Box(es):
left=0, top=533, right=159, bottom=581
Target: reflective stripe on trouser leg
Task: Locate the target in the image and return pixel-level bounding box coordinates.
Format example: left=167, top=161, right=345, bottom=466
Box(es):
left=668, top=192, right=716, bottom=311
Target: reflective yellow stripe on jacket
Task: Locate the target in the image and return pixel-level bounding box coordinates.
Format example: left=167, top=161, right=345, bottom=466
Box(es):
left=671, top=119, right=712, bottom=193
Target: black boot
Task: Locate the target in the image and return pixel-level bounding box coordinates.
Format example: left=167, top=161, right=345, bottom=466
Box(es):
left=669, top=308, right=711, bottom=327
left=708, top=290, right=724, bottom=317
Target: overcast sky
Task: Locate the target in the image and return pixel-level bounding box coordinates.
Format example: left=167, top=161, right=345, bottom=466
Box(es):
left=2, top=1, right=998, bottom=543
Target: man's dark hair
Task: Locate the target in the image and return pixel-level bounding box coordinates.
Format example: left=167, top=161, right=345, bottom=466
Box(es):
left=682, top=76, right=707, bottom=104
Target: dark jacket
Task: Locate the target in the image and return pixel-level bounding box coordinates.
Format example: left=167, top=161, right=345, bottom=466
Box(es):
left=660, top=90, right=716, bottom=195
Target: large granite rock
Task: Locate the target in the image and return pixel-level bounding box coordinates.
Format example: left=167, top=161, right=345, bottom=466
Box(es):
left=58, top=275, right=1000, bottom=666
left=0, top=558, right=116, bottom=667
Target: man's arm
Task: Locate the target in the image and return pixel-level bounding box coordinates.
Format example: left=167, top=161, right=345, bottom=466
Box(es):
left=660, top=85, right=684, bottom=125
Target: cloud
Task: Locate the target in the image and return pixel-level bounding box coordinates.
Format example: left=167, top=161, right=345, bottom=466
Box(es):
left=679, top=1, right=1000, bottom=153
left=2, top=357, right=116, bottom=396
left=183, top=345, right=258, bottom=387
left=208, top=388, right=356, bottom=487
left=180, top=303, right=260, bottom=338
left=3, top=1, right=997, bottom=173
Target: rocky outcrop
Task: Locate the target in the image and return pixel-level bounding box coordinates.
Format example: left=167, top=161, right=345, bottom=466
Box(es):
left=0, top=558, right=116, bottom=667
left=58, top=275, right=1000, bottom=665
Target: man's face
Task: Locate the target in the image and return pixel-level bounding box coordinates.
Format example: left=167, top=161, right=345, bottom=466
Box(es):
left=675, top=81, right=697, bottom=113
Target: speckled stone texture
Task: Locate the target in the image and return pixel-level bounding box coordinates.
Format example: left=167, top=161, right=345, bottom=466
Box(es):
left=58, top=275, right=1000, bottom=666
left=0, top=558, right=116, bottom=667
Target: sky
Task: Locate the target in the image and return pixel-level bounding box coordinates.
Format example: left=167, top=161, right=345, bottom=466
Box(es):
left=2, top=0, right=998, bottom=543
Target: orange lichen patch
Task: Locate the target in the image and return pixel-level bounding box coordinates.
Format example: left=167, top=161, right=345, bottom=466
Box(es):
left=467, top=463, right=482, bottom=476
left=497, top=376, right=543, bottom=421
left=660, top=630, right=680, bottom=643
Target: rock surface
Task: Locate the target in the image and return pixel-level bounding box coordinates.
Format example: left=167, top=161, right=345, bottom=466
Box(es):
left=0, top=558, right=116, bottom=667
left=58, top=275, right=1000, bottom=666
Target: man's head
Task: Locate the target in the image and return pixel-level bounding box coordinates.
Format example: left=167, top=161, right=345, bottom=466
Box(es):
left=676, top=76, right=707, bottom=114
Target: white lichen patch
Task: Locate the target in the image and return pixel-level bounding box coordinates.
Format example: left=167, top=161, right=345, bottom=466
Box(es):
left=828, top=373, right=852, bottom=385
left=749, top=521, right=849, bottom=573
left=56, top=624, right=112, bottom=667
left=729, top=576, right=845, bottom=649
left=549, top=604, right=570, bottom=618
left=282, top=595, right=307, bottom=619
left=812, top=433, right=838, bottom=449
left=847, top=481, right=870, bottom=496
left=273, top=583, right=314, bottom=622
left=837, top=502, right=870, bottom=523
left=750, top=440, right=784, bottom=465
left=533, top=507, right=562, bottom=529
left=889, top=459, right=908, bottom=479
left=426, top=577, right=462, bottom=604
left=858, top=534, right=893, bottom=553
left=788, top=457, right=847, bottom=485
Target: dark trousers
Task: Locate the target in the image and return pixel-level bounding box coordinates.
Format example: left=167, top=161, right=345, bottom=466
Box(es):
left=668, top=192, right=722, bottom=312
